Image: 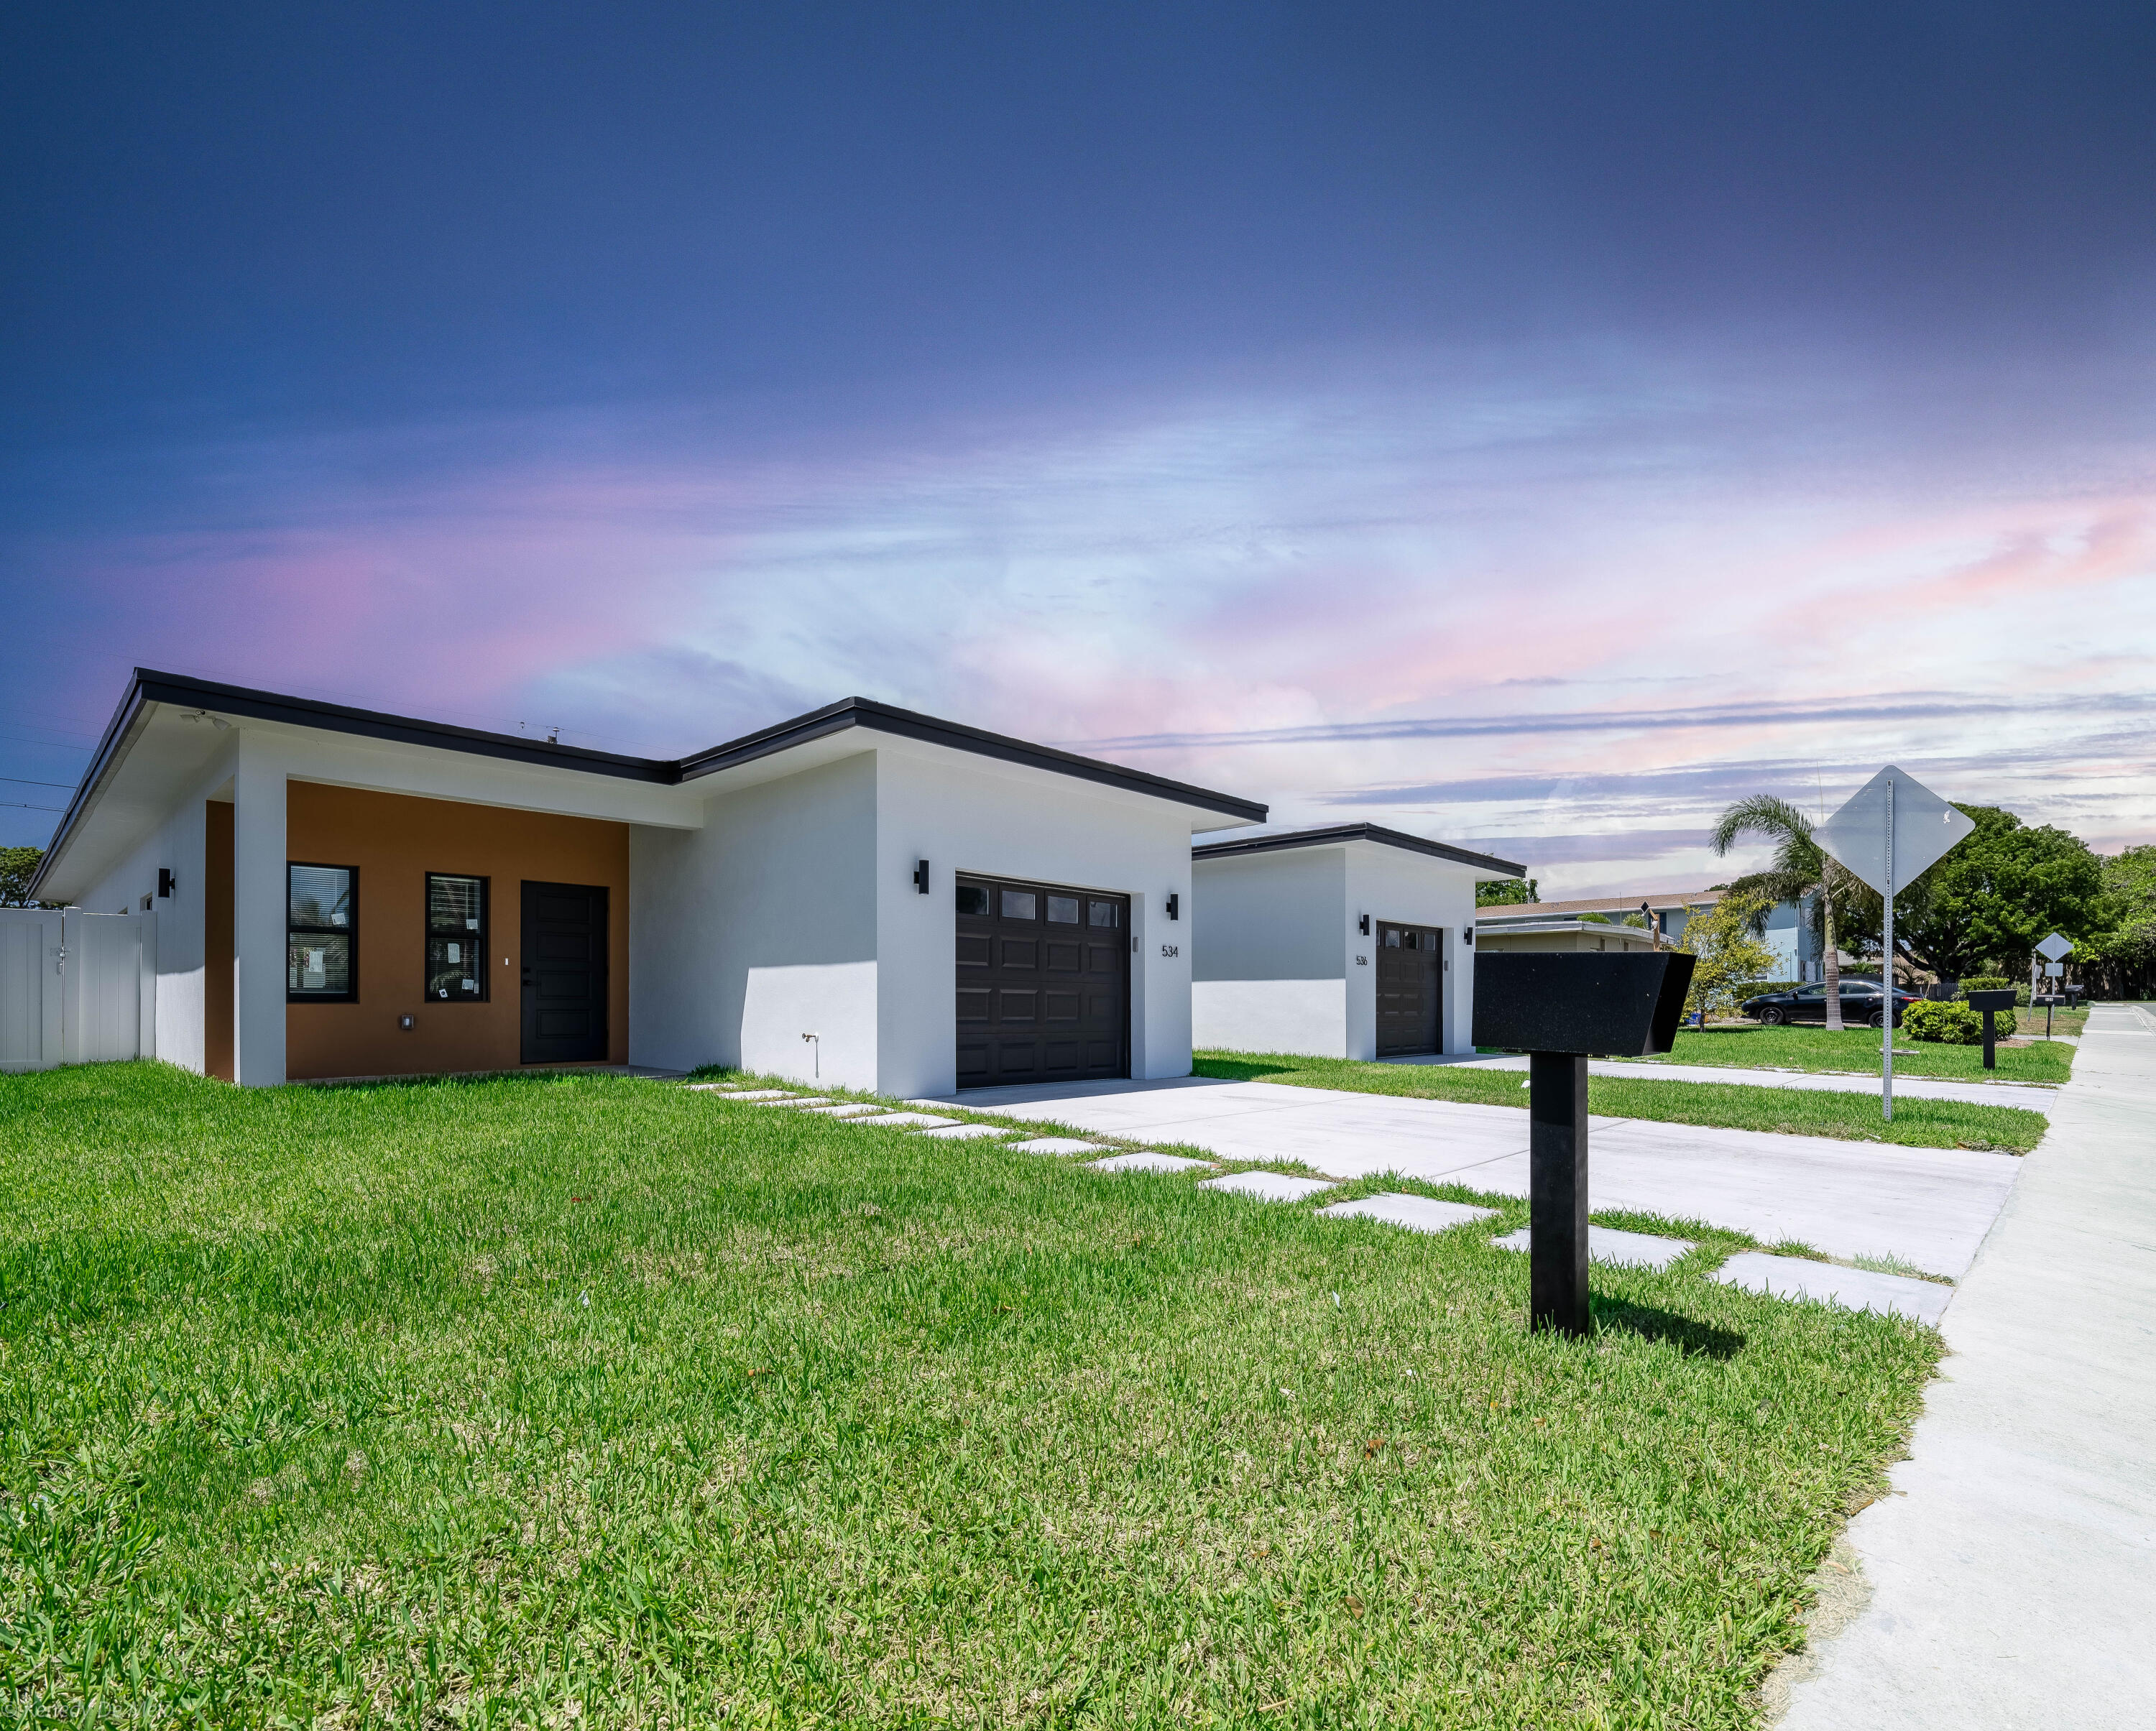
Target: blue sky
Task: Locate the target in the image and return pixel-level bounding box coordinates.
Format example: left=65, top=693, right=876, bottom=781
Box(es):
left=4, top=3, right=2152, bottom=887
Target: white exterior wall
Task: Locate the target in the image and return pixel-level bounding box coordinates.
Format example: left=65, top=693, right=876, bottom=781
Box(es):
left=78, top=736, right=239, bottom=1076
left=1191, top=849, right=1350, bottom=1056
left=1343, top=844, right=1483, bottom=1058
left=872, top=744, right=1196, bottom=1098
left=630, top=750, right=879, bottom=1087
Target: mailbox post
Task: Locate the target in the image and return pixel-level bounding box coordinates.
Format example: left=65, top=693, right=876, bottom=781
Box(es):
left=1474, top=952, right=1697, bottom=1337
left=1967, top=988, right=2014, bottom=1070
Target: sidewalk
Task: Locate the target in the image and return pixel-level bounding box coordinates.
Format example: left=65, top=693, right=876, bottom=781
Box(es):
left=1774, top=1003, right=2156, bottom=1726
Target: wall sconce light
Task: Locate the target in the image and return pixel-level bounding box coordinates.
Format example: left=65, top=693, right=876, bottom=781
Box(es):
left=1463, top=930, right=1474, bottom=946
left=1358, top=913, right=1370, bottom=936
left=157, top=868, right=175, bottom=899
left=1166, top=892, right=1180, bottom=920
left=913, top=859, right=930, bottom=895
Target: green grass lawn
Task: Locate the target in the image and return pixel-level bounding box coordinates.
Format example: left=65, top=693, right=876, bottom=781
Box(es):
left=1616, top=1024, right=2075, bottom=1085
left=1193, top=1053, right=2046, bottom=1154
left=0, top=1063, right=1943, bottom=1727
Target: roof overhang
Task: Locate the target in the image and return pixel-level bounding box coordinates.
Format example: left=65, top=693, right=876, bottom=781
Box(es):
left=32, top=672, right=1267, bottom=898
left=1192, top=821, right=1523, bottom=877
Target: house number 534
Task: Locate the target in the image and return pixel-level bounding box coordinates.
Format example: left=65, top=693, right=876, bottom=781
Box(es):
left=1160, top=943, right=1180, bottom=958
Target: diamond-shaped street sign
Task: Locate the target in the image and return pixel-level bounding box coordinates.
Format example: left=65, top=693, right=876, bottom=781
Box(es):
left=1815, top=765, right=1975, bottom=898
left=2036, top=932, right=2073, bottom=962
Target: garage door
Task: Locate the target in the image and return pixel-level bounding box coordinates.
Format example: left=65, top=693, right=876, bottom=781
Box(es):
left=957, top=874, right=1129, bottom=1087
left=1375, top=920, right=1442, bottom=1056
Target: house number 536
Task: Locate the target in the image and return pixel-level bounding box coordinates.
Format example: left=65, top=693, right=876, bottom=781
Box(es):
left=1160, top=943, right=1180, bottom=958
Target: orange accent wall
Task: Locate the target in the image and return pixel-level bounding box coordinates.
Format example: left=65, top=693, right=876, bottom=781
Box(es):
left=283, top=782, right=630, bottom=1081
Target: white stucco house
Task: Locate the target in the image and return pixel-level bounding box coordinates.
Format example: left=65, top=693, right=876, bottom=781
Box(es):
left=1189, top=823, right=1525, bottom=1059
left=24, top=670, right=1267, bottom=1095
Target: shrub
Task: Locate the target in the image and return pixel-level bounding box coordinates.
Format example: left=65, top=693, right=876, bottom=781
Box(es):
left=1904, top=1000, right=2018, bottom=1043
left=1961, top=974, right=2012, bottom=994
left=1904, top=1000, right=1980, bottom=1043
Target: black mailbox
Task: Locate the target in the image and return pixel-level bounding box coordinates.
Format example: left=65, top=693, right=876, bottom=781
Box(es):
left=1469, top=950, right=1697, bottom=1339
left=1474, top=952, right=1697, bottom=1057
left=1966, top=989, right=2014, bottom=1069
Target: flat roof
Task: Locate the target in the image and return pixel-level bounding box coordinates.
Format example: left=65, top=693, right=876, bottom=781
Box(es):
left=30, top=670, right=1268, bottom=897
left=1192, top=821, right=1523, bottom=877
left=1478, top=889, right=1723, bottom=925
left=1475, top=920, right=1660, bottom=940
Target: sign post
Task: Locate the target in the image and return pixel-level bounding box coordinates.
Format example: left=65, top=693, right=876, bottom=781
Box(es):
left=2035, top=933, right=2073, bottom=1038
left=1815, top=766, right=1976, bottom=1121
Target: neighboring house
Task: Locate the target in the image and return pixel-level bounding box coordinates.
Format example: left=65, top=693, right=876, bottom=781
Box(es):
left=1475, top=887, right=1827, bottom=979
left=1189, top=823, right=1524, bottom=1060
left=27, top=670, right=1267, bottom=1094
left=1473, top=919, right=1661, bottom=956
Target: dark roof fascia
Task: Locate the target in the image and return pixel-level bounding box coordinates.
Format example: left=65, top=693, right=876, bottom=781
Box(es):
left=678, top=696, right=1270, bottom=823
left=129, top=670, right=676, bottom=780
left=1193, top=822, right=1524, bottom=877
left=27, top=670, right=677, bottom=898
left=27, top=675, right=160, bottom=896
left=30, top=676, right=1268, bottom=895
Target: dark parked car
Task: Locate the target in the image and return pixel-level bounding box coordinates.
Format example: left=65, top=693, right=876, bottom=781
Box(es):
left=1738, top=979, right=1920, bottom=1028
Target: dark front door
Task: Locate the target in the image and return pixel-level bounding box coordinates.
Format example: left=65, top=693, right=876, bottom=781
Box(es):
left=956, top=874, right=1129, bottom=1088
left=520, top=881, right=609, bottom=1064
left=1375, top=920, right=1442, bottom=1056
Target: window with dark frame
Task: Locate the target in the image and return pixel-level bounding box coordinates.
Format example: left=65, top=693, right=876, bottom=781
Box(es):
left=287, top=863, right=356, bottom=1001
left=425, top=873, right=488, bottom=1002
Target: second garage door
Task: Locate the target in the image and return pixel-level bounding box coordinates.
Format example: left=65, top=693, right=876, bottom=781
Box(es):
left=1374, top=920, right=1443, bottom=1056
left=957, top=874, right=1129, bottom=1087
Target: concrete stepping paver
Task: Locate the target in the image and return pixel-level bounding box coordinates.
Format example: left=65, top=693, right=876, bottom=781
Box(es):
left=1089, top=1151, right=1213, bottom=1173
left=755, top=1096, right=833, bottom=1107
left=718, top=1089, right=795, bottom=1101
left=1491, top=1224, right=1695, bottom=1269
left=1202, top=1170, right=1338, bottom=1202
left=799, top=1102, right=883, bottom=1117
left=684, top=1082, right=742, bottom=1092
left=843, top=1112, right=962, bottom=1129
left=1008, top=1137, right=1108, bottom=1155
left=915, top=1123, right=1015, bottom=1140
left=1712, top=1250, right=1952, bottom=1324
left=1319, top=1192, right=1498, bottom=1234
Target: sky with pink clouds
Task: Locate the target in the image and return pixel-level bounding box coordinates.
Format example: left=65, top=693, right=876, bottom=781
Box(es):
left=4, top=4, right=2154, bottom=891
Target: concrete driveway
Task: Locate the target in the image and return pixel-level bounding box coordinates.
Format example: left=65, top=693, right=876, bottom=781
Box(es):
left=1434, top=1052, right=2058, bottom=1111
left=929, top=1074, right=2022, bottom=1278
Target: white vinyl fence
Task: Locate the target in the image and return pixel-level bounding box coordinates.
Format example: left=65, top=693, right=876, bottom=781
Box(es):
left=0, top=908, right=157, bottom=1073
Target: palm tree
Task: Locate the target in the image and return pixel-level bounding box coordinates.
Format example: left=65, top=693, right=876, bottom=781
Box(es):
left=1708, top=794, right=1847, bottom=1031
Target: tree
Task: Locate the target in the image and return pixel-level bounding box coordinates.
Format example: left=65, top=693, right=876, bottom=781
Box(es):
left=2079, top=846, right=2156, bottom=1000
left=1476, top=877, right=1538, bottom=907
left=1832, top=807, right=2106, bottom=982
left=1676, top=890, right=1779, bottom=1022
left=0, top=846, right=46, bottom=908
left=1709, top=794, right=1848, bottom=1030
